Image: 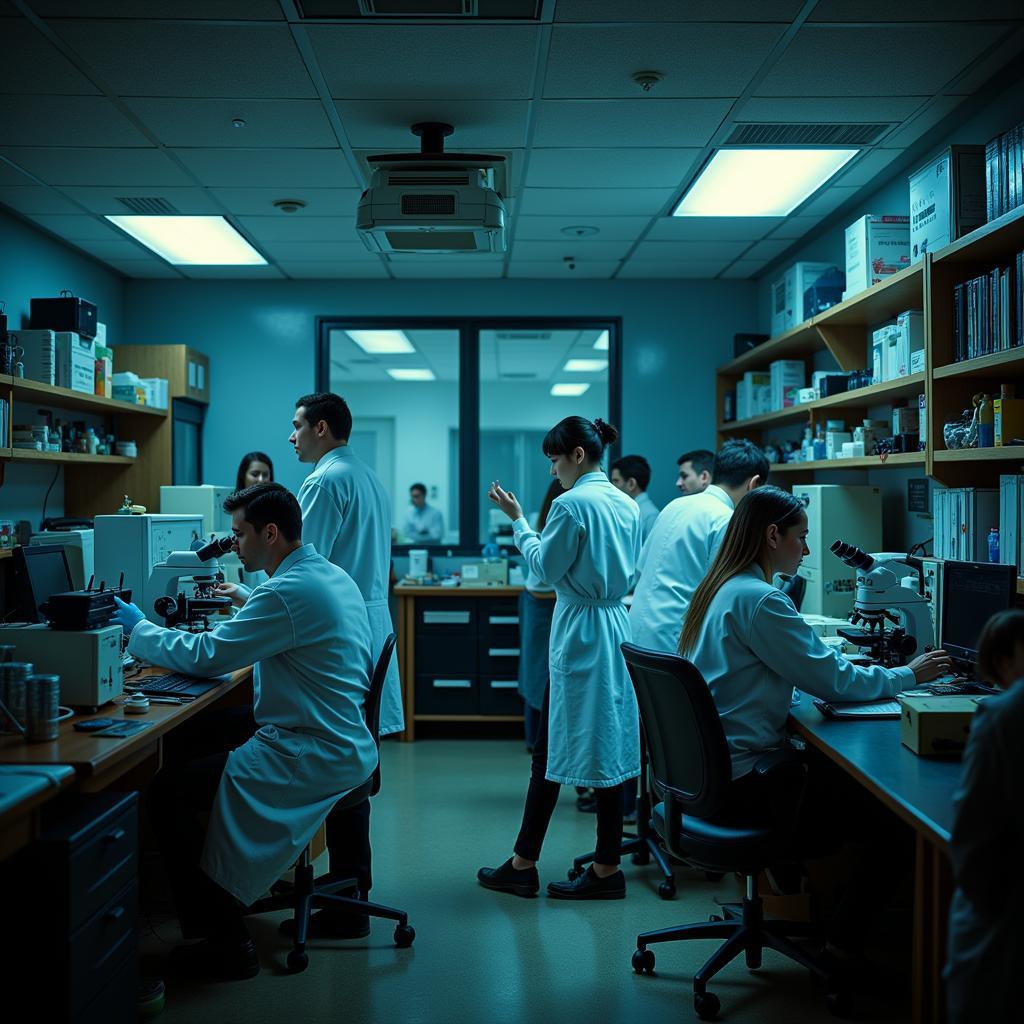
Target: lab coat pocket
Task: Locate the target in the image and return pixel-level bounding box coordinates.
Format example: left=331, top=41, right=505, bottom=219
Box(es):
left=250, top=725, right=307, bottom=788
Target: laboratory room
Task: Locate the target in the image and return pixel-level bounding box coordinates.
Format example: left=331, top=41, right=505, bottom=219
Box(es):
left=2, top=3, right=1024, bottom=1024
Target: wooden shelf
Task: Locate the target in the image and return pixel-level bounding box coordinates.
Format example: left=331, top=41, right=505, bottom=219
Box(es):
left=1, top=375, right=166, bottom=418
left=0, top=548, right=13, bottom=560
left=933, top=346, right=1024, bottom=380
left=931, top=203, right=1024, bottom=268
left=814, top=262, right=924, bottom=328
left=933, top=446, right=1024, bottom=463
left=719, top=406, right=810, bottom=432
left=718, top=322, right=821, bottom=376
left=769, top=452, right=926, bottom=473
left=2, top=449, right=135, bottom=466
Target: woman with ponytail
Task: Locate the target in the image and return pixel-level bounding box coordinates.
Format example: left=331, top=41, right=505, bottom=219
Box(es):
left=478, top=416, right=642, bottom=900
left=680, top=485, right=951, bottom=799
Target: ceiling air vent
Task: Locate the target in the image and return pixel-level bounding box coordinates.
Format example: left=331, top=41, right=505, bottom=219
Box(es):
left=387, top=172, right=472, bottom=187
left=499, top=372, right=537, bottom=379
left=401, top=194, right=456, bottom=215
left=726, top=123, right=891, bottom=147
left=115, top=196, right=179, bottom=215
left=297, top=1, right=542, bottom=19
left=496, top=332, right=552, bottom=341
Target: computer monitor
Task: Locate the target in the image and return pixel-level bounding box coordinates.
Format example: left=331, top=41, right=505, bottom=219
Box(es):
left=10, top=544, right=74, bottom=623
left=940, top=560, right=1016, bottom=668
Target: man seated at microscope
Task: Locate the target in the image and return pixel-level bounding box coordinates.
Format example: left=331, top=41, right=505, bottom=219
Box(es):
left=114, top=482, right=378, bottom=981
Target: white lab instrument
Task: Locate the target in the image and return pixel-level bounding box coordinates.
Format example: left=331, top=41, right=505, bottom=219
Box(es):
left=159, top=484, right=233, bottom=536
left=30, top=529, right=94, bottom=590
left=408, top=549, right=428, bottom=576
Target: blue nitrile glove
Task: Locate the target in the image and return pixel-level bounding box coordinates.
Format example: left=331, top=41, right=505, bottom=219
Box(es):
left=114, top=596, right=146, bottom=635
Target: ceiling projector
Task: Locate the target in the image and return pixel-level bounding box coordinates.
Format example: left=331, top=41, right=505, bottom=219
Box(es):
left=356, top=122, right=507, bottom=255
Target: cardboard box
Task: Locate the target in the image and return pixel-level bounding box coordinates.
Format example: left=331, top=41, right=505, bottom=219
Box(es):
left=911, top=349, right=925, bottom=374
left=894, top=310, right=925, bottom=378
left=872, top=325, right=893, bottom=384
left=845, top=215, right=910, bottom=295
left=16, top=328, right=56, bottom=385
left=898, top=695, right=985, bottom=756
left=826, top=431, right=852, bottom=459
left=797, top=387, right=817, bottom=404
left=770, top=261, right=834, bottom=335
left=55, top=331, right=96, bottom=394
left=841, top=441, right=866, bottom=458
left=909, top=145, right=986, bottom=262
left=893, top=404, right=920, bottom=435
left=994, top=398, right=1024, bottom=446
left=140, top=377, right=169, bottom=410
left=769, top=359, right=806, bottom=410
left=737, top=371, right=770, bottom=420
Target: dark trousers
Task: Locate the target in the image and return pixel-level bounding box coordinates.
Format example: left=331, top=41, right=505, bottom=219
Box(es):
left=513, top=687, right=624, bottom=866
left=523, top=702, right=542, bottom=750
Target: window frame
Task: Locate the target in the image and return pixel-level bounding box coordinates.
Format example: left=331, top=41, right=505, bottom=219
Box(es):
left=315, top=315, right=622, bottom=555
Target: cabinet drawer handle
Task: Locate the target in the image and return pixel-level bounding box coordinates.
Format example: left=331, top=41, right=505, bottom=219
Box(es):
left=104, top=828, right=126, bottom=843
left=432, top=679, right=472, bottom=689
left=423, top=611, right=471, bottom=625
left=488, top=648, right=520, bottom=657
left=488, top=616, right=519, bottom=625
left=105, top=905, right=125, bottom=922
left=490, top=681, right=519, bottom=690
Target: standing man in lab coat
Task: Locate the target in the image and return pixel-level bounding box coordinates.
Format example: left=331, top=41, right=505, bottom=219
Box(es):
left=630, top=440, right=768, bottom=654
left=675, top=448, right=714, bottom=495
left=610, top=454, right=659, bottom=541
left=290, top=391, right=399, bottom=939
left=114, top=483, right=377, bottom=980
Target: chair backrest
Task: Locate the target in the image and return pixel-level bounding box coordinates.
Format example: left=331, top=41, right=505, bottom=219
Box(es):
left=621, top=642, right=733, bottom=821
left=365, top=633, right=397, bottom=797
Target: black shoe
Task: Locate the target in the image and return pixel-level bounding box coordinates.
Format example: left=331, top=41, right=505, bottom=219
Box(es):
left=576, top=796, right=598, bottom=813
left=279, top=910, right=371, bottom=940
left=547, top=866, right=626, bottom=900
left=169, top=937, right=260, bottom=982
left=477, top=858, right=540, bottom=897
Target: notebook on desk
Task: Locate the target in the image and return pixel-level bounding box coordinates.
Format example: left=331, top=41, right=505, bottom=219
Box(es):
left=814, top=698, right=902, bottom=720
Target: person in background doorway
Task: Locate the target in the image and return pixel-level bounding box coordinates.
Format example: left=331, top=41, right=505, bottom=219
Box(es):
left=945, top=609, right=1024, bottom=1024
left=676, top=448, right=714, bottom=495
left=403, top=483, right=444, bottom=544
left=478, top=416, right=641, bottom=900
left=235, top=451, right=273, bottom=493
left=610, top=454, right=659, bottom=541
left=631, top=440, right=767, bottom=654
left=289, top=391, right=400, bottom=940
left=517, top=478, right=563, bottom=751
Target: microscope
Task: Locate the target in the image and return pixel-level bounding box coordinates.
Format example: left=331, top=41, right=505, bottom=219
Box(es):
left=830, top=540, right=935, bottom=667
left=149, top=535, right=233, bottom=632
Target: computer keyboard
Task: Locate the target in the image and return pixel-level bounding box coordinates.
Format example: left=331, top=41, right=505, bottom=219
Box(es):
left=923, top=680, right=998, bottom=697
left=129, top=673, right=209, bottom=694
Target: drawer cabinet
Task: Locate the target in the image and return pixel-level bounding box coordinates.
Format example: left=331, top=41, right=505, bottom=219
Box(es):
left=479, top=677, right=523, bottom=716
left=416, top=674, right=479, bottom=715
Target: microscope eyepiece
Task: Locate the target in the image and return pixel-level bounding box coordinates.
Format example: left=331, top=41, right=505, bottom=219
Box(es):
left=830, top=540, right=875, bottom=571
left=196, top=535, right=233, bottom=562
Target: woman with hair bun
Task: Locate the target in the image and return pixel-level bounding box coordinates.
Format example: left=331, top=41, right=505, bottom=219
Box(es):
left=478, top=416, right=642, bottom=901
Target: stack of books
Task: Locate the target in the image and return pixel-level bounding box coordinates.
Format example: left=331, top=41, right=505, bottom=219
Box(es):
left=952, top=253, right=1023, bottom=361
left=985, top=120, right=1024, bottom=222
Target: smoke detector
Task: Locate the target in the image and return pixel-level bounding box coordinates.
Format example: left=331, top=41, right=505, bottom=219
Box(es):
left=631, top=70, right=664, bottom=92
left=273, top=199, right=307, bottom=214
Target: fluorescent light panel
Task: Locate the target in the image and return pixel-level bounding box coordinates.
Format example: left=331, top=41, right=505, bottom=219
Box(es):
left=550, top=382, right=590, bottom=397
left=593, top=330, right=610, bottom=351
left=673, top=148, right=858, bottom=218
left=564, top=359, right=608, bottom=372
left=105, top=215, right=266, bottom=265
left=347, top=330, right=415, bottom=354
left=387, top=368, right=435, bottom=381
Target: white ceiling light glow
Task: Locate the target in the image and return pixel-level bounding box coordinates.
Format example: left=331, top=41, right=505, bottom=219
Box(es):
left=564, top=359, right=608, bottom=372
left=673, top=148, right=858, bottom=217
left=104, top=215, right=266, bottom=265
left=592, top=330, right=610, bottom=351
left=550, top=383, right=590, bottom=397
left=346, top=330, right=415, bottom=354
left=387, top=368, right=435, bottom=381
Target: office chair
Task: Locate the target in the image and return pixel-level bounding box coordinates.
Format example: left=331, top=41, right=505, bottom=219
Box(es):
left=246, top=634, right=414, bottom=973
left=620, top=643, right=841, bottom=1021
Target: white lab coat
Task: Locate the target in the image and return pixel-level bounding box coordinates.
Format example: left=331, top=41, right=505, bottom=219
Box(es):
left=402, top=503, right=445, bottom=544
left=629, top=485, right=734, bottom=654
left=635, top=491, right=660, bottom=541
left=688, top=566, right=914, bottom=779
left=297, top=445, right=403, bottom=735
left=129, top=545, right=378, bottom=907
left=512, top=471, right=642, bottom=787
left=944, top=680, right=1024, bottom=1024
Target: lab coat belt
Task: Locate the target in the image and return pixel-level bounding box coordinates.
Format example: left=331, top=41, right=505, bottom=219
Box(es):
left=364, top=598, right=389, bottom=609
left=557, top=595, right=624, bottom=608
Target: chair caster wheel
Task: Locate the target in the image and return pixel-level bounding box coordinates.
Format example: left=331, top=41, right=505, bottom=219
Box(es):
left=658, top=881, right=676, bottom=900
left=745, top=947, right=762, bottom=970
left=825, top=990, right=853, bottom=1017
left=704, top=871, right=725, bottom=882
left=631, top=850, right=650, bottom=866
left=394, top=924, right=416, bottom=948
left=567, top=865, right=585, bottom=881
left=694, top=991, right=721, bottom=1020
left=286, top=950, right=308, bottom=973
left=631, top=948, right=655, bottom=974
left=708, top=914, right=723, bottom=922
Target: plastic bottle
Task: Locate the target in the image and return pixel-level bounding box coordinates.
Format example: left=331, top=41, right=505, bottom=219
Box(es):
left=988, top=527, right=1000, bottom=563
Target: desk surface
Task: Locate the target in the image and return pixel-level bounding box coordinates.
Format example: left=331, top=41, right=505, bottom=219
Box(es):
left=789, top=697, right=963, bottom=845
left=395, top=585, right=524, bottom=595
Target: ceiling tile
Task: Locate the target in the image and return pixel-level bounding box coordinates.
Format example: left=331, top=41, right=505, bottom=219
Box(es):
left=0, top=186, right=83, bottom=215
left=514, top=215, right=650, bottom=241
left=179, top=265, right=286, bottom=279
left=809, top=1, right=1024, bottom=20
left=0, top=20, right=100, bottom=95
left=556, top=1, right=803, bottom=19
left=798, top=185, right=861, bottom=217
left=0, top=161, right=35, bottom=187
left=720, top=260, right=770, bottom=279
left=172, top=149, right=357, bottom=188
left=526, top=149, right=700, bottom=189
left=0, top=148, right=192, bottom=187
left=768, top=215, right=824, bottom=240
left=512, top=239, right=634, bottom=261
left=276, top=261, right=389, bottom=279
left=389, top=262, right=504, bottom=279
left=755, top=24, right=1007, bottom=97
left=60, top=186, right=223, bottom=215
left=309, top=25, right=539, bottom=100
left=26, top=213, right=123, bottom=240
left=334, top=100, right=529, bottom=149
left=66, top=236, right=153, bottom=260
left=387, top=251, right=504, bottom=262
left=646, top=216, right=783, bottom=241
left=32, top=1, right=284, bottom=16
left=124, top=99, right=337, bottom=149
left=518, top=187, right=676, bottom=217
left=879, top=96, right=969, bottom=149
left=944, top=27, right=1024, bottom=95
left=533, top=99, right=732, bottom=149
left=508, top=260, right=621, bottom=279
left=737, top=96, right=929, bottom=123
left=742, top=238, right=793, bottom=262
left=617, top=260, right=729, bottom=278
left=0, top=95, right=150, bottom=147
left=238, top=215, right=359, bottom=244
left=544, top=24, right=786, bottom=98
left=51, top=21, right=316, bottom=98
left=259, top=240, right=372, bottom=261
left=630, top=239, right=752, bottom=261
left=835, top=148, right=906, bottom=188
left=102, top=258, right=181, bottom=279
left=208, top=187, right=362, bottom=217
